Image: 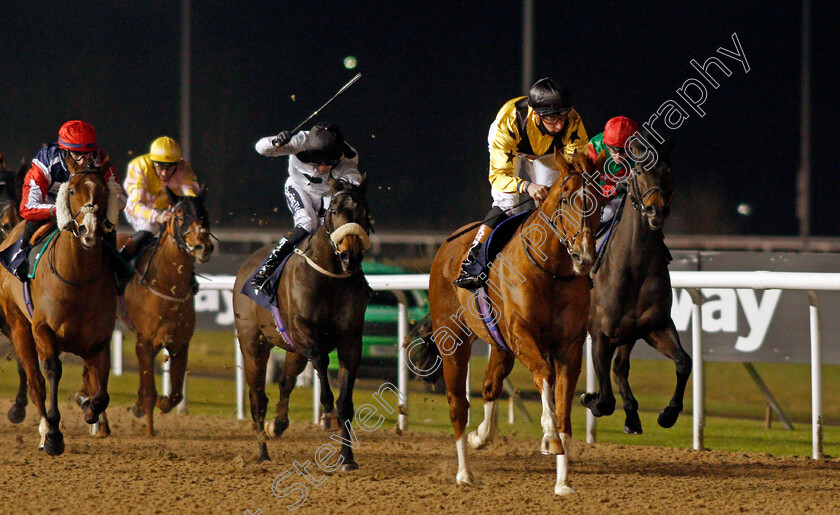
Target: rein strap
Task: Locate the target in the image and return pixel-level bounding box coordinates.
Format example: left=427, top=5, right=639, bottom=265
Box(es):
left=293, top=248, right=355, bottom=278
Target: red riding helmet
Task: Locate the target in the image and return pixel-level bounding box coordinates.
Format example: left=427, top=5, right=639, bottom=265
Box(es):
left=58, top=120, right=98, bottom=152
left=603, top=116, right=639, bottom=148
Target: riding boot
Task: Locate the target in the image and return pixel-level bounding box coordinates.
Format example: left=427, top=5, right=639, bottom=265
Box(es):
left=453, top=224, right=492, bottom=290
left=119, top=230, right=154, bottom=262
left=250, top=227, right=310, bottom=294
left=10, top=220, right=42, bottom=280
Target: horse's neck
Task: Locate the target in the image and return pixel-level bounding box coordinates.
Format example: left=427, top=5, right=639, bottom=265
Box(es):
left=152, top=231, right=194, bottom=280
left=306, top=228, right=341, bottom=273
left=607, top=198, right=665, bottom=278
left=55, top=232, right=103, bottom=276
left=518, top=204, right=574, bottom=276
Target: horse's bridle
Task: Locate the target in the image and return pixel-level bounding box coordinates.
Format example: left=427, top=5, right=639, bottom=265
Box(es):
left=64, top=170, right=110, bottom=239
left=323, top=189, right=371, bottom=257
left=627, top=163, right=672, bottom=219
left=546, top=170, right=593, bottom=254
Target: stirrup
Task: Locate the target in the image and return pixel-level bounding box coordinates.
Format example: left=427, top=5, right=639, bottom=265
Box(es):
left=250, top=272, right=273, bottom=293
left=454, top=269, right=484, bottom=290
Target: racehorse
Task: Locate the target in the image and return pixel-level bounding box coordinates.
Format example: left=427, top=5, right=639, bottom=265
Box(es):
left=107, top=187, right=214, bottom=436
left=0, top=166, right=121, bottom=455
left=233, top=177, right=371, bottom=466
left=422, top=149, right=599, bottom=495
left=581, top=135, right=692, bottom=434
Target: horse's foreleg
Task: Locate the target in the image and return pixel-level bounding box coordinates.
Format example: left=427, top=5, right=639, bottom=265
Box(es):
left=580, top=331, right=616, bottom=417
left=312, top=351, right=338, bottom=432
left=268, top=350, right=307, bottom=438
left=644, top=321, right=692, bottom=429
left=242, top=337, right=271, bottom=462
left=441, top=340, right=473, bottom=486
left=6, top=308, right=45, bottom=450
left=514, top=325, right=561, bottom=456
left=335, top=337, right=362, bottom=471
left=134, top=338, right=158, bottom=436
left=32, top=323, right=65, bottom=456
left=157, top=344, right=188, bottom=413
left=7, top=358, right=28, bottom=423
left=81, top=342, right=111, bottom=430
left=553, top=333, right=584, bottom=496
left=612, top=342, right=642, bottom=434
left=468, top=345, right=514, bottom=450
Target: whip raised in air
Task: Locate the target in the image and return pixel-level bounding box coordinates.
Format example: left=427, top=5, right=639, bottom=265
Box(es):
left=289, top=73, right=362, bottom=135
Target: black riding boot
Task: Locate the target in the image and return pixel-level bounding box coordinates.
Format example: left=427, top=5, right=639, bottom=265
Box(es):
left=10, top=221, right=42, bottom=280
left=454, top=206, right=507, bottom=290
left=250, top=227, right=309, bottom=294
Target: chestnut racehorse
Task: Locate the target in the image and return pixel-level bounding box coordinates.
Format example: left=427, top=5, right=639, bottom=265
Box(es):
left=105, top=187, right=214, bottom=436
left=582, top=136, right=692, bottom=434
left=233, top=177, right=371, bottom=466
left=0, top=167, right=121, bottom=455
left=424, top=149, right=599, bottom=495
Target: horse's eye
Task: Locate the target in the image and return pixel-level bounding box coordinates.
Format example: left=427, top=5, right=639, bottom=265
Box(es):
left=330, top=209, right=337, bottom=215
left=69, top=189, right=75, bottom=195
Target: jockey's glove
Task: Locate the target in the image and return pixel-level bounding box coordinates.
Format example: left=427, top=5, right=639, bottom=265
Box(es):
left=272, top=131, right=292, bottom=147
left=615, top=181, right=628, bottom=196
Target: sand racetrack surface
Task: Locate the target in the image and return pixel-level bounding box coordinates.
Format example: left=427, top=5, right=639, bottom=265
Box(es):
left=1, top=402, right=838, bottom=514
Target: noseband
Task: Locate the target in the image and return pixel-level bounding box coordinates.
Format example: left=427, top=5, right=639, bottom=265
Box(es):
left=627, top=164, right=672, bottom=219
left=64, top=171, right=111, bottom=239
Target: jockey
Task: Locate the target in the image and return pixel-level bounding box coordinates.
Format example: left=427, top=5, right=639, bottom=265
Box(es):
left=250, top=123, right=362, bottom=294
left=19, top=120, right=125, bottom=249
left=123, top=136, right=199, bottom=247
left=587, top=116, right=639, bottom=230
left=454, top=77, right=589, bottom=289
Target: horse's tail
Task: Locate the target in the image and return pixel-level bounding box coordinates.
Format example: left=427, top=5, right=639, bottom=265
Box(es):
left=403, top=313, right=443, bottom=385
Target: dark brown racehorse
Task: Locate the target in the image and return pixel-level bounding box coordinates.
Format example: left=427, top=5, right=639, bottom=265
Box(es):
left=0, top=166, right=120, bottom=454
left=423, top=149, right=599, bottom=495
left=107, top=187, right=214, bottom=436
left=0, top=164, right=25, bottom=241
left=233, top=177, right=371, bottom=466
left=581, top=136, right=692, bottom=434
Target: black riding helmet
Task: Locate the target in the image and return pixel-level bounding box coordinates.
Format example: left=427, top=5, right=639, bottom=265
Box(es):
left=296, top=123, right=353, bottom=166
left=528, top=78, right=573, bottom=116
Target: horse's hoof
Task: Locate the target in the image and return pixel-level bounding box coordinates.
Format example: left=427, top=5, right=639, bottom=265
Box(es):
left=257, top=443, right=271, bottom=463
left=623, top=415, right=643, bottom=435
left=340, top=461, right=359, bottom=472
left=132, top=403, right=146, bottom=418
left=320, top=414, right=340, bottom=432
left=7, top=404, right=26, bottom=424
left=455, top=469, right=475, bottom=486
left=44, top=432, right=65, bottom=456
left=91, top=421, right=111, bottom=438
left=581, top=394, right=615, bottom=417
left=658, top=406, right=681, bottom=428
left=468, top=430, right=487, bottom=450
left=541, top=438, right=564, bottom=455
left=579, top=392, right=594, bottom=406
left=554, top=484, right=576, bottom=496
left=74, top=392, right=89, bottom=409
left=265, top=417, right=289, bottom=438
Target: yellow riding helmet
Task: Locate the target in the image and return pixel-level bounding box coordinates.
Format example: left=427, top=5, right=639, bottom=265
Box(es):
left=149, top=136, right=182, bottom=163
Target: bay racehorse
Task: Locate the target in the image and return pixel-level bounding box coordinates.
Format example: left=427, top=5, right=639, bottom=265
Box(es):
left=233, top=177, right=371, bottom=466
left=0, top=164, right=25, bottom=241
left=422, top=149, right=599, bottom=495
left=0, top=166, right=122, bottom=454
left=107, top=187, right=214, bottom=436
left=581, top=136, right=692, bottom=434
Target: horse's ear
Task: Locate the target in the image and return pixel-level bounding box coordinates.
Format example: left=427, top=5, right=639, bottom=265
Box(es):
left=197, top=183, right=207, bottom=201
left=357, top=174, right=368, bottom=196
left=165, top=186, right=181, bottom=205
left=554, top=146, right=571, bottom=177
left=660, top=138, right=675, bottom=161
left=595, top=149, right=608, bottom=173
left=328, top=174, right=340, bottom=193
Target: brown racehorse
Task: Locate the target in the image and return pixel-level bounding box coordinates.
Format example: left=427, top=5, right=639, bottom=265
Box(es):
left=0, top=164, right=25, bottom=241
left=423, top=149, right=599, bottom=495
left=106, top=187, right=214, bottom=436
left=233, top=177, right=371, bottom=466
left=581, top=136, right=692, bottom=434
left=0, top=167, right=121, bottom=455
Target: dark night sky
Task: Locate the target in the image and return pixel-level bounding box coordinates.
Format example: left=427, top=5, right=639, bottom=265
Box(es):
left=1, top=1, right=837, bottom=235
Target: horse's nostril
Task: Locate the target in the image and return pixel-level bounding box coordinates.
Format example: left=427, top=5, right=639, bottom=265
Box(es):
left=194, top=244, right=204, bottom=252
left=571, top=253, right=582, bottom=264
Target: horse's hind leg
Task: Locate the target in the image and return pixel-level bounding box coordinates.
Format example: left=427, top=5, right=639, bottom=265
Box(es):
left=7, top=358, right=28, bottom=423
left=553, top=332, right=584, bottom=496
left=468, top=345, right=514, bottom=450
left=157, top=344, right=189, bottom=413
left=441, top=337, right=474, bottom=485
left=9, top=310, right=47, bottom=451
left=78, top=361, right=111, bottom=438
left=644, top=321, right=692, bottom=428
left=267, top=350, right=307, bottom=438
left=335, top=336, right=362, bottom=471
left=241, top=336, right=271, bottom=462
left=81, top=342, right=112, bottom=425
left=612, top=342, right=643, bottom=434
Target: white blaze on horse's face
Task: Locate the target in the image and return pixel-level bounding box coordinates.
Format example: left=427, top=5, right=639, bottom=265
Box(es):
left=76, top=182, right=101, bottom=248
